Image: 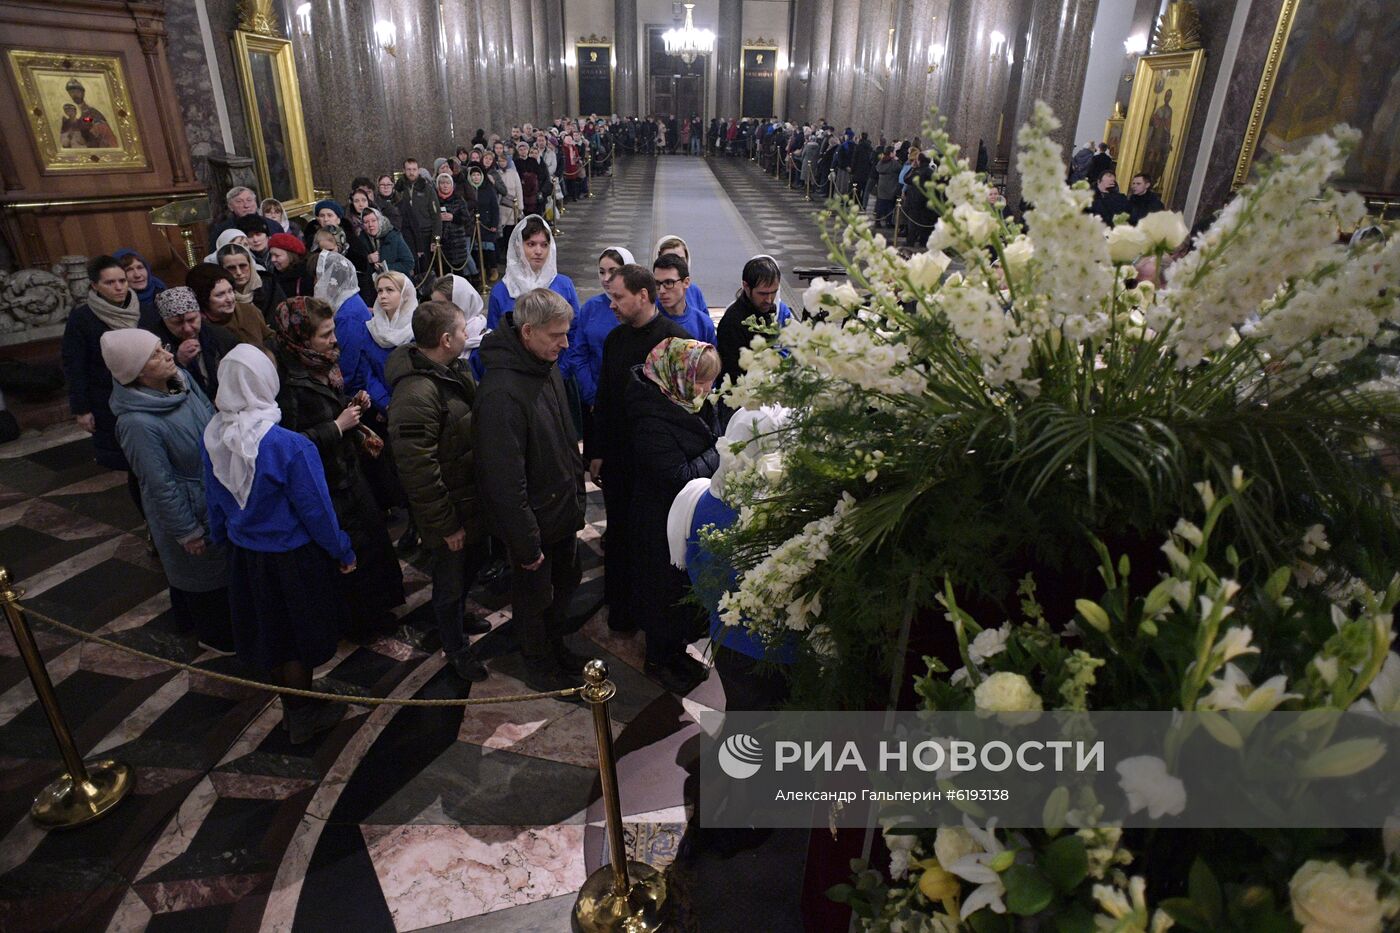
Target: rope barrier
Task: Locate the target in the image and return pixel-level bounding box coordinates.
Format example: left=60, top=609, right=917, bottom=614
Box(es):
left=18, top=602, right=582, bottom=706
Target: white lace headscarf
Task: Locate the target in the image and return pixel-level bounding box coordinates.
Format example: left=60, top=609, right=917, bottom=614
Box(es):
left=313, top=251, right=360, bottom=312
left=439, top=274, right=487, bottom=351
left=203, top=344, right=282, bottom=509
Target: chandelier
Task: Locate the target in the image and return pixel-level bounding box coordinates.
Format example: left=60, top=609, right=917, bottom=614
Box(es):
left=663, top=3, right=715, bottom=65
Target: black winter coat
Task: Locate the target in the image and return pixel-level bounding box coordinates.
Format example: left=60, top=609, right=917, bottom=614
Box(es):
left=144, top=317, right=239, bottom=401
left=1091, top=189, right=1132, bottom=227
left=60, top=304, right=130, bottom=470
left=473, top=314, right=585, bottom=563
left=437, top=191, right=473, bottom=270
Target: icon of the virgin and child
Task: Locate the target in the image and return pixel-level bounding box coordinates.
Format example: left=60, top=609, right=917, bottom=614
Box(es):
left=57, top=77, right=119, bottom=148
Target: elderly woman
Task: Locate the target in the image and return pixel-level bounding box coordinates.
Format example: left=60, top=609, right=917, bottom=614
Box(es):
left=203, top=345, right=356, bottom=744
left=218, top=242, right=284, bottom=324
left=303, top=199, right=369, bottom=271
left=102, top=328, right=233, bottom=651
left=113, top=248, right=166, bottom=330
left=626, top=337, right=722, bottom=694
left=360, top=208, right=414, bottom=278
left=434, top=171, right=476, bottom=277
left=274, top=297, right=404, bottom=640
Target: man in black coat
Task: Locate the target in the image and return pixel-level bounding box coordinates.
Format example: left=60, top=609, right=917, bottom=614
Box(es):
left=716, top=256, right=784, bottom=388
left=587, top=265, right=688, bottom=633
left=147, top=285, right=239, bottom=401
left=1087, top=144, right=1115, bottom=188
left=474, top=289, right=587, bottom=692
left=1127, top=172, right=1167, bottom=224
left=1090, top=169, right=1131, bottom=227
left=393, top=158, right=442, bottom=274
left=852, top=133, right=875, bottom=208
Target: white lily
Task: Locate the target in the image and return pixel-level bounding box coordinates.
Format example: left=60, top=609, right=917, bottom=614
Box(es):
left=1201, top=663, right=1300, bottom=712
left=944, top=816, right=1008, bottom=919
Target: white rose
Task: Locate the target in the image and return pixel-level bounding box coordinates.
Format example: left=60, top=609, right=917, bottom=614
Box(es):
left=905, top=250, right=951, bottom=289
left=1001, top=235, right=1034, bottom=271
left=802, top=277, right=837, bottom=315
left=1115, top=756, right=1187, bottom=819
left=1106, top=225, right=1152, bottom=263
left=934, top=825, right=978, bottom=868
left=952, top=203, right=997, bottom=245
left=1137, top=210, right=1190, bottom=250
left=972, top=671, right=1043, bottom=712
left=1289, top=860, right=1384, bottom=933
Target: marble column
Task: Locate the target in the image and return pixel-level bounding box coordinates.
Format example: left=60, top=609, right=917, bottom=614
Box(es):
left=805, top=0, right=834, bottom=123
left=285, top=5, right=332, bottom=183
left=379, top=0, right=451, bottom=158
left=1169, top=0, right=1251, bottom=210
left=615, top=0, right=639, bottom=116
left=786, top=0, right=816, bottom=123
left=542, top=0, right=567, bottom=116
left=441, top=0, right=493, bottom=137
left=311, top=0, right=391, bottom=195
left=881, top=0, right=952, bottom=140
left=849, top=0, right=895, bottom=135
left=715, top=0, right=742, bottom=118
left=488, top=0, right=520, bottom=126
left=941, top=0, right=1021, bottom=165
left=509, top=0, right=539, bottom=121
left=1011, top=0, right=1098, bottom=184
left=822, top=0, right=857, bottom=129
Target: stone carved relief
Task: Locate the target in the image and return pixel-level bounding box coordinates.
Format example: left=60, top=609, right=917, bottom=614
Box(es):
left=0, top=259, right=84, bottom=335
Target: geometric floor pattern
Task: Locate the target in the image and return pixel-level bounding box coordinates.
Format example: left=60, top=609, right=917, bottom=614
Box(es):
left=0, top=155, right=824, bottom=931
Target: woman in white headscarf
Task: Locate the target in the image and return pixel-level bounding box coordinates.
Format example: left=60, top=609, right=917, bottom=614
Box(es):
left=202, top=344, right=358, bottom=744
left=337, top=269, right=417, bottom=414
left=560, top=245, right=633, bottom=412
left=484, top=214, right=579, bottom=333
left=313, top=251, right=380, bottom=409
left=429, top=273, right=487, bottom=355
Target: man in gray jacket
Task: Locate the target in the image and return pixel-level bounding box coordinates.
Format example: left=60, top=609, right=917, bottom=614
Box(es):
left=474, top=288, right=587, bottom=693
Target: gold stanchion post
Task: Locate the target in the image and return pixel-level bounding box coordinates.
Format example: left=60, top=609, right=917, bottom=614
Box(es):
left=475, top=216, right=488, bottom=295
left=0, top=567, right=132, bottom=828
left=573, top=660, right=668, bottom=932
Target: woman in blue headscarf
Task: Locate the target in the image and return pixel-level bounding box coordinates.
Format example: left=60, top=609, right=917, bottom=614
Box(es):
left=113, top=248, right=167, bottom=331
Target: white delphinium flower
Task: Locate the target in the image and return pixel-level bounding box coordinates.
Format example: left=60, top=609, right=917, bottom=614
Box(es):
left=1301, top=524, right=1331, bottom=556
left=1115, top=756, right=1187, bottom=818
left=1014, top=102, right=1115, bottom=345
left=943, top=816, right=1008, bottom=919
left=1161, top=126, right=1359, bottom=368
left=969, top=624, right=1011, bottom=665
left=718, top=493, right=857, bottom=639
left=944, top=170, right=987, bottom=209
left=882, top=823, right=920, bottom=880
left=1200, top=663, right=1300, bottom=712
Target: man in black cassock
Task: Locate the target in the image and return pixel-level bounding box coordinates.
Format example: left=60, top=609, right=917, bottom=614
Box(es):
left=586, top=265, right=688, bottom=633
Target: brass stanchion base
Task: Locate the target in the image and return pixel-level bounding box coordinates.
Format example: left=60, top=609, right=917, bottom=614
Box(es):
left=572, top=861, right=668, bottom=932
left=32, top=758, right=132, bottom=828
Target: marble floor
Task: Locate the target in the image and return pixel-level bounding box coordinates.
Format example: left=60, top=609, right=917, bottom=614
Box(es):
left=0, top=155, right=831, bottom=932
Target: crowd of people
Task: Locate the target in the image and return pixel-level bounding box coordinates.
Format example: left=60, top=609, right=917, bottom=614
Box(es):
left=58, top=104, right=1198, bottom=741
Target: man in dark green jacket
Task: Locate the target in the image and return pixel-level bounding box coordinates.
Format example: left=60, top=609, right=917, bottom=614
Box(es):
left=474, top=288, right=587, bottom=693
left=387, top=300, right=491, bottom=682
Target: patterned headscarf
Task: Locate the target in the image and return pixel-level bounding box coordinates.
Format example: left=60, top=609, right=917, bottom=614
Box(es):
left=642, top=337, right=715, bottom=412
left=274, top=296, right=344, bottom=390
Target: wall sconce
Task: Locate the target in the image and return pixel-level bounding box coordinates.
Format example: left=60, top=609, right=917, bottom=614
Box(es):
left=294, top=1, right=311, bottom=34
left=564, top=49, right=575, bottom=68
left=927, top=41, right=945, bottom=73
left=1123, top=32, right=1147, bottom=80
left=988, top=29, right=1006, bottom=61
left=374, top=19, right=397, bottom=57
left=776, top=49, right=788, bottom=71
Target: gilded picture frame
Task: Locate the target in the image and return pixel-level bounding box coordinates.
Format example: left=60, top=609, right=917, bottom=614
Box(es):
left=231, top=30, right=315, bottom=216
left=1231, top=0, right=1399, bottom=197
left=5, top=49, right=147, bottom=172
left=1103, top=117, right=1124, bottom=158
left=1117, top=49, right=1206, bottom=206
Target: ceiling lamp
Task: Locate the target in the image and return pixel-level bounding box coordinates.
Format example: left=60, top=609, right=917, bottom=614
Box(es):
left=663, top=3, right=715, bottom=65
